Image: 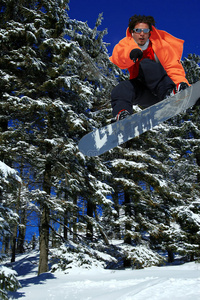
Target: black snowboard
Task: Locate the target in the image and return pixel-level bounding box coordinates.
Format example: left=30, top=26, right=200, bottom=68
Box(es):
left=78, top=81, right=200, bottom=157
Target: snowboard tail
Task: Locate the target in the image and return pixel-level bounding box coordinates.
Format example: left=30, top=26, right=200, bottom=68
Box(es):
left=78, top=81, right=200, bottom=157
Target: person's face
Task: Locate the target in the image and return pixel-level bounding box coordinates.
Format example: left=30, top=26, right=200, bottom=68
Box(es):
left=131, top=23, right=150, bottom=46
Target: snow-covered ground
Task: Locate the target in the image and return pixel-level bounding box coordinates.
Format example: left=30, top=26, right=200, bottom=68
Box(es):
left=7, top=250, right=200, bottom=300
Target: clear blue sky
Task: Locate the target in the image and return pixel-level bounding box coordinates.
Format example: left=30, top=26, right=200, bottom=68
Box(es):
left=68, top=0, right=200, bottom=58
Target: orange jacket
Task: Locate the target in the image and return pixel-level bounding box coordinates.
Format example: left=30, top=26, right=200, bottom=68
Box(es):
left=110, top=26, right=189, bottom=85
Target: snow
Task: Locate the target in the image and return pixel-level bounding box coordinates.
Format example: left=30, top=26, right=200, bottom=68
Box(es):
left=112, top=159, right=145, bottom=170
left=0, top=266, right=18, bottom=277
left=0, top=160, right=21, bottom=183
left=8, top=250, right=200, bottom=300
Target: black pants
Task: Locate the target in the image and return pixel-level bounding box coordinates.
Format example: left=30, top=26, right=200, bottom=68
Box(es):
left=111, top=58, right=175, bottom=116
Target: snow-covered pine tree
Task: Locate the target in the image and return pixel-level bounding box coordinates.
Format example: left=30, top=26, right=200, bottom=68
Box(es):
left=0, top=266, right=21, bottom=300
left=100, top=54, right=200, bottom=266
left=150, top=54, right=200, bottom=262
left=182, top=53, right=200, bottom=84
left=0, top=162, right=21, bottom=255
left=100, top=120, right=175, bottom=267
left=0, top=0, right=125, bottom=273
left=0, top=0, right=75, bottom=274
left=0, top=162, right=21, bottom=299
left=165, top=54, right=200, bottom=261
left=2, top=0, right=199, bottom=272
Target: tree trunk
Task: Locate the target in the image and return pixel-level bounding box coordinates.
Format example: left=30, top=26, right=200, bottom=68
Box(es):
left=86, top=199, right=94, bottom=241
left=11, top=184, right=22, bottom=262
left=94, top=207, right=109, bottom=245
left=1, top=236, right=10, bottom=254
left=17, top=208, right=27, bottom=253
left=63, top=192, right=68, bottom=240
left=11, top=235, right=17, bottom=263
left=63, top=209, right=68, bottom=240
left=113, top=191, right=121, bottom=239
left=124, top=191, right=132, bottom=268
left=124, top=191, right=132, bottom=245
left=73, top=196, right=78, bottom=242
left=38, top=204, right=50, bottom=275
left=32, top=233, right=36, bottom=250
left=167, top=249, right=174, bottom=263
left=38, top=160, right=51, bottom=275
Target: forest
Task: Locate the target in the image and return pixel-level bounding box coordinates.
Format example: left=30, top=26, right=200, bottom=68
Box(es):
left=0, top=1, right=200, bottom=298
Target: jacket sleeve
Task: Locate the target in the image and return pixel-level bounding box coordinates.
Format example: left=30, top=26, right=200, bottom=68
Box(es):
left=110, top=36, right=141, bottom=69
left=151, top=27, right=190, bottom=85
left=159, top=41, right=189, bottom=85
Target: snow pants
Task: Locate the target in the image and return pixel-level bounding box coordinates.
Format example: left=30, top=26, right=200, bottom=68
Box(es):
left=111, top=58, right=175, bottom=117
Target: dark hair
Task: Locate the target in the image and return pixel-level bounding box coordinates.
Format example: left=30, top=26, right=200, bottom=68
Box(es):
left=128, top=15, right=155, bottom=33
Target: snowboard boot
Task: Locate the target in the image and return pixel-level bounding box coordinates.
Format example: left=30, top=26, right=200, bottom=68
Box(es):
left=116, top=109, right=131, bottom=121
left=164, top=82, right=189, bottom=100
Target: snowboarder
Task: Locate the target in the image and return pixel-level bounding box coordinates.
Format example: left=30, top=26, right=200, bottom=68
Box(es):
left=110, top=15, right=190, bottom=120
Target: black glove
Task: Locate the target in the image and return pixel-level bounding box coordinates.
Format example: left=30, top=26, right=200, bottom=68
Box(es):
left=177, top=82, right=189, bottom=91
left=130, top=49, right=143, bottom=62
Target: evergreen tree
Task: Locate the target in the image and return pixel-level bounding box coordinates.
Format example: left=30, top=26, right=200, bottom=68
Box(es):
left=182, top=53, right=200, bottom=84
left=0, top=162, right=21, bottom=255
left=0, top=161, right=21, bottom=299
left=0, top=0, right=123, bottom=274
left=103, top=52, right=200, bottom=263
left=1, top=0, right=200, bottom=273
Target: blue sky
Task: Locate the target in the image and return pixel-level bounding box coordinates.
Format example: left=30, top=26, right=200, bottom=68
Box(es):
left=68, top=0, right=200, bottom=59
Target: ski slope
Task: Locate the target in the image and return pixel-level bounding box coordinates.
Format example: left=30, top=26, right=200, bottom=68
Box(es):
left=8, top=250, right=200, bottom=299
